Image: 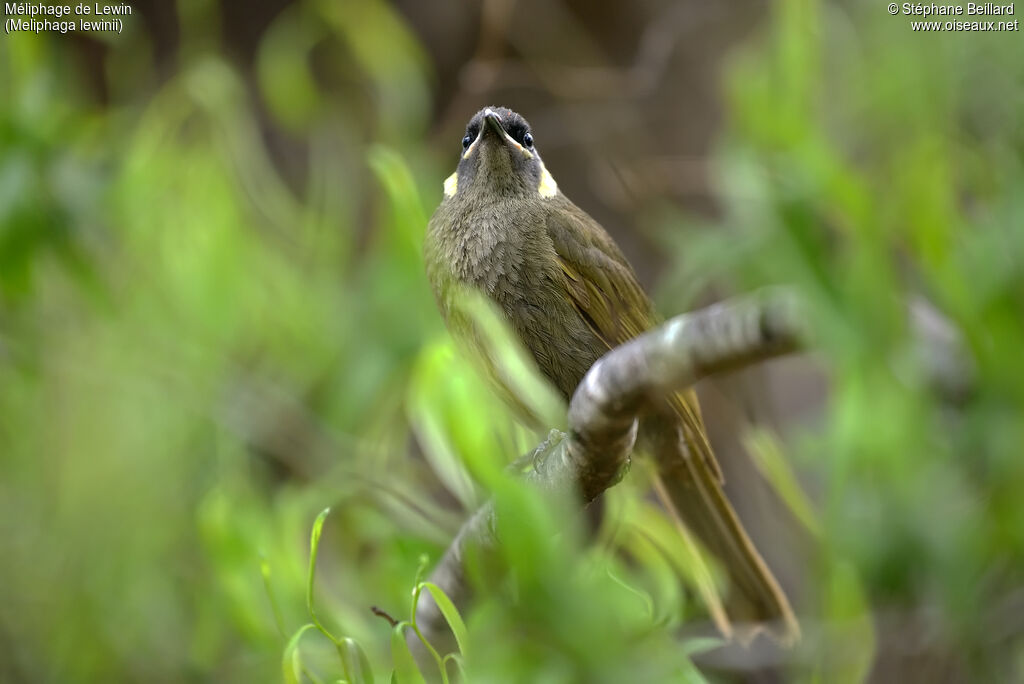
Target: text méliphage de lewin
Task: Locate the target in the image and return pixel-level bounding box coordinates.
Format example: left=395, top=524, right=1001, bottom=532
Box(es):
left=5, top=3, right=132, bottom=34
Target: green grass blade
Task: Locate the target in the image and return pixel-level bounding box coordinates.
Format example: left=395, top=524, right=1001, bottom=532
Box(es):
left=744, top=428, right=822, bottom=538
left=390, top=623, right=428, bottom=684
left=307, top=507, right=339, bottom=642
left=338, top=637, right=375, bottom=684
left=282, top=623, right=318, bottom=684
left=419, top=582, right=469, bottom=658
left=261, top=555, right=287, bottom=638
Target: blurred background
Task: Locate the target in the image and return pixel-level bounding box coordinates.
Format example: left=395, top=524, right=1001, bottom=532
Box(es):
left=2, top=0, right=1023, bottom=681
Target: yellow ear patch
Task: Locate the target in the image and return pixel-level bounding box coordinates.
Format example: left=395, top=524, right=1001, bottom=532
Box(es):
left=538, top=163, right=558, bottom=198
left=443, top=172, right=458, bottom=197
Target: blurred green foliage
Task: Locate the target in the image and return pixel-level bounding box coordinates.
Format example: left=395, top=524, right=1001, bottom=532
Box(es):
left=1, top=0, right=1023, bottom=682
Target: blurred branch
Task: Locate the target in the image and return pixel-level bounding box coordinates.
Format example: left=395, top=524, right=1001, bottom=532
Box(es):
left=907, top=297, right=974, bottom=402
left=456, top=4, right=730, bottom=100
left=411, top=288, right=807, bottom=659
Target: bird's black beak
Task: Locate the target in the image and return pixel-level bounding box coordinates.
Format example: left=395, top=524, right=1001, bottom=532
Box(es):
left=483, top=109, right=505, bottom=137
left=479, top=108, right=533, bottom=159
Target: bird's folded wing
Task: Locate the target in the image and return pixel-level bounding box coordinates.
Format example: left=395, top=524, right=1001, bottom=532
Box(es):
left=543, top=200, right=724, bottom=482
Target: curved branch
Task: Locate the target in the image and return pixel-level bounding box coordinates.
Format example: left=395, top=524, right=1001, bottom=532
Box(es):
left=410, top=289, right=808, bottom=661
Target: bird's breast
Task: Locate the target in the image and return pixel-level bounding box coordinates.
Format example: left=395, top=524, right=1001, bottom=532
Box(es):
left=427, top=200, right=606, bottom=398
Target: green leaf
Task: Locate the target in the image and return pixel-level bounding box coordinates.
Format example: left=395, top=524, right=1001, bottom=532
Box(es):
left=366, top=145, right=427, bottom=256
left=338, top=637, right=375, bottom=684
left=405, top=344, right=482, bottom=509
left=282, top=623, right=317, bottom=684
left=261, top=555, right=286, bottom=638
left=678, top=657, right=712, bottom=684
left=256, top=5, right=322, bottom=129
left=631, top=496, right=729, bottom=636
left=603, top=566, right=654, bottom=621
left=390, top=623, right=428, bottom=684
left=681, top=636, right=725, bottom=658
left=452, top=288, right=566, bottom=432
left=307, top=507, right=337, bottom=641
left=419, top=582, right=469, bottom=657
left=744, top=428, right=822, bottom=538
left=822, top=560, right=875, bottom=684
left=442, top=654, right=467, bottom=681
left=617, top=519, right=684, bottom=623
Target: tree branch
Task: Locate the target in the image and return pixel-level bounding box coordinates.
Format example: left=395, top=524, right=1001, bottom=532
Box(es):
left=408, top=286, right=972, bottom=668
left=410, top=288, right=808, bottom=660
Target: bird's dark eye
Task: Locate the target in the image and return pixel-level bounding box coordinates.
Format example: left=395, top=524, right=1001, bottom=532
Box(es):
left=523, top=132, right=534, bottom=147
left=462, top=134, right=473, bottom=149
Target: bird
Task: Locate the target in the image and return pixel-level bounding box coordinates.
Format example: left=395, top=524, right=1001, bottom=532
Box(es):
left=424, top=105, right=797, bottom=642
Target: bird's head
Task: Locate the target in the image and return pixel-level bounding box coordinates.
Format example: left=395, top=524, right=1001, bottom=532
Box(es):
left=443, top=106, right=559, bottom=200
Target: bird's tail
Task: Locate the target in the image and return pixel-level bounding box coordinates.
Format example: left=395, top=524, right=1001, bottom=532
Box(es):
left=645, top=397, right=799, bottom=645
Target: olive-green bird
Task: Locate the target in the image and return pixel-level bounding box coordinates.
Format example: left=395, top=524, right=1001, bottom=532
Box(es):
left=425, top=106, right=797, bottom=641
